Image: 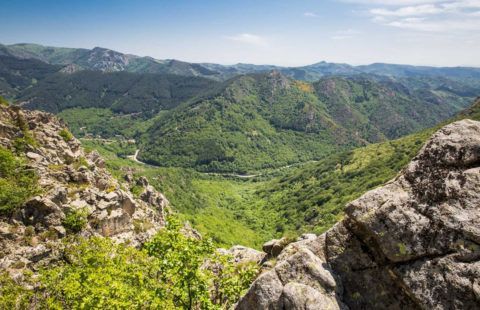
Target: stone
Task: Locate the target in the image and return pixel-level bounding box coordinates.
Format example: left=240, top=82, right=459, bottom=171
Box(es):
left=263, top=237, right=290, bottom=257
left=0, top=105, right=170, bottom=271
left=224, top=245, right=267, bottom=264
left=105, top=191, right=119, bottom=202
left=26, top=152, right=43, bottom=162
left=237, top=120, right=480, bottom=310
left=280, top=282, right=340, bottom=310
left=235, top=270, right=283, bottom=310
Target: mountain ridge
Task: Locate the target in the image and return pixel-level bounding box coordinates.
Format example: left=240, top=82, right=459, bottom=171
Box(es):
left=3, top=42, right=480, bottom=81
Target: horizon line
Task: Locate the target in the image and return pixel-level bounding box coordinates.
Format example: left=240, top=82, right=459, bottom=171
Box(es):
left=4, top=41, right=480, bottom=69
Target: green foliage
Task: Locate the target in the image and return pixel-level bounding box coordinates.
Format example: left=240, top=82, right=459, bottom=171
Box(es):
left=59, top=128, right=74, bottom=142
left=62, top=208, right=88, bottom=233
left=58, top=107, right=154, bottom=140
left=251, top=129, right=435, bottom=234
left=38, top=237, right=172, bottom=309
left=0, top=146, right=40, bottom=214
left=21, top=70, right=218, bottom=115
left=144, top=217, right=259, bottom=309
left=140, top=75, right=342, bottom=173
left=0, top=218, right=258, bottom=310
left=10, top=110, right=38, bottom=152
left=0, top=272, right=33, bottom=310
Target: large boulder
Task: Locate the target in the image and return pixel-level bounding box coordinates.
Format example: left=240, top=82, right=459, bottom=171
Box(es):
left=237, top=120, right=480, bottom=309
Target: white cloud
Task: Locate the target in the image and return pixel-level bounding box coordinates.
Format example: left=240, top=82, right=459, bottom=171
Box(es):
left=365, top=0, right=480, bottom=32
left=225, top=33, right=268, bottom=46
left=387, top=18, right=480, bottom=32
left=340, top=0, right=444, bottom=5
left=370, top=4, right=442, bottom=16
left=304, top=12, right=318, bottom=17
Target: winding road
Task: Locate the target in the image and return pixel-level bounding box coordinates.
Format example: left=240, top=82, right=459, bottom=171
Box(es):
left=127, top=149, right=318, bottom=178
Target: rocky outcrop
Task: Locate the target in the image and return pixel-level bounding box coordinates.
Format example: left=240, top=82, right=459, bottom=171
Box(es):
left=0, top=105, right=169, bottom=273
left=237, top=119, right=480, bottom=309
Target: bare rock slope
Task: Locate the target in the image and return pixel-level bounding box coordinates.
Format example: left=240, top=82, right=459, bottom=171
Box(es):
left=237, top=119, right=480, bottom=309
left=0, top=105, right=169, bottom=272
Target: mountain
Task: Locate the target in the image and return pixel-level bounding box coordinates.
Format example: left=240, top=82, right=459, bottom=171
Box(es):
left=3, top=42, right=480, bottom=82
left=1, top=51, right=479, bottom=173
left=238, top=119, right=480, bottom=309
left=19, top=69, right=219, bottom=115
left=0, top=55, right=62, bottom=98
left=0, top=43, right=221, bottom=78
left=250, top=96, right=480, bottom=234
left=137, top=72, right=478, bottom=172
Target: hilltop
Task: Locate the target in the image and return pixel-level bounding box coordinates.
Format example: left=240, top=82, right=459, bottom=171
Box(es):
left=2, top=42, right=480, bottom=81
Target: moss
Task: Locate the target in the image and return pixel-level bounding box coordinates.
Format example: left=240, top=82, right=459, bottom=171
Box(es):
left=130, top=184, right=144, bottom=198
left=48, top=164, right=65, bottom=171
left=39, top=228, right=59, bottom=241
left=397, top=242, right=408, bottom=256
left=10, top=261, right=26, bottom=269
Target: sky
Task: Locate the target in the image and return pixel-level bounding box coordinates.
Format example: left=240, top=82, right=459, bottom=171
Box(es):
left=1, top=0, right=479, bottom=67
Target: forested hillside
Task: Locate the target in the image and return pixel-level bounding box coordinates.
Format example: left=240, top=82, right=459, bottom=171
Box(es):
left=138, top=72, right=478, bottom=172
left=1, top=48, right=479, bottom=174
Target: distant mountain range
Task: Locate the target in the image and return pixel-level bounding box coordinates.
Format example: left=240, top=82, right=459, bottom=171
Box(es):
left=1, top=42, right=480, bottom=173
left=2, top=42, right=480, bottom=81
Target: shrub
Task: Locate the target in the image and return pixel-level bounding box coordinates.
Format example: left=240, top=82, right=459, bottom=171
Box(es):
left=37, top=237, right=172, bottom=309
left=62, top=208, right=88, bottom=233
left=59, top=128, right=74, bottom=142
left=0, top=217, right=259, bottom=309
left=144, top=216, right=259, bottom=309
left=0, top=147, right=40, bottom=214
left=0, top=272, right=33, bottom=309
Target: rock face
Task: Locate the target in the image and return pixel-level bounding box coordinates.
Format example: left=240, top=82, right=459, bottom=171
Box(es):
left=237, top=119, right=480, bottom=310
left=0, top=105, right=169, bottom=272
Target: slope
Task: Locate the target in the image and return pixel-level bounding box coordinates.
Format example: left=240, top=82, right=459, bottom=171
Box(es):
left=138, top=72, right=477, bottom=173
left=251, top=96, right=480, bottom=235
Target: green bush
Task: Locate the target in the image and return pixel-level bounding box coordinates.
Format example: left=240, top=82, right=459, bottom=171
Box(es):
left=0, top=272, right=33, bottom=310
left=59, top=128, right=74, bottom=142
left=144, top=217, right=258, bottom=309
left=0, top=147, right=40, bottom=214
left=62, top=208, right=88, bottom=233
left=0, top=217, right=259, bottom=309
left=38, top=237, right=171, bottom=309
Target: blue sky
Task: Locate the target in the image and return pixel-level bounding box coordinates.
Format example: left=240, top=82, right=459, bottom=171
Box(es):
left=1, top=0, right=479, bottom=66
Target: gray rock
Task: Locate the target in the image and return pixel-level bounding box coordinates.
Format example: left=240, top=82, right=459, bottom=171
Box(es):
left=238, top=120, right=480, bottom=310
left=236, top=270, right=283, bottom=310
left=263, top=237, right=290, bottom=257
left=280, top=282, right=340, bottom=310
left=223, top=245, right=267, bottom=264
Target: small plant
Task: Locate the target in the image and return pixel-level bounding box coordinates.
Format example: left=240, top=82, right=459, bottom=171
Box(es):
left=0, top=96, right=9, bottom=107
left=72, top=157, right=89, bottom=170
left=62, top=208, right=88, bottom=233
left=0, top=147, right=40, bottom=215
left=59, top=128, right=74, bottom=142
left=130, top=184, right=144, bottom=197
left=133, top=219, right=154, bottom=233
